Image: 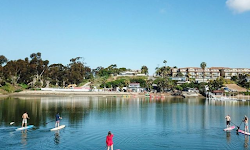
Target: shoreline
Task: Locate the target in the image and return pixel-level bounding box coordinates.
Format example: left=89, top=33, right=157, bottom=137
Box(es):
left=0, top=90, right=202, bottom=98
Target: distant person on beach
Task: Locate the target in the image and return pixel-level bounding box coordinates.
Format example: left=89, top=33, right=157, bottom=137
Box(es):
left=22, top=112, right=29, bottom=127
left=225, top=115, right=231, bottom=128
left=55, top=113, right=62, bottom=127
left=244, top=115, right=249, bottom=133
left=106, top=131, right=113, bottom=150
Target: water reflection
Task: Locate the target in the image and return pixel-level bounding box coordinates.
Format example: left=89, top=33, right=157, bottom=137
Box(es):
left=21, top=130, right=27, bottom=146
left=244, top=135, right=249, bottom=148
left=226, top=132, right=231, bottom=143
left=1, top=96, right=250, bottom=129
left=54, top=130, right=60, bottom=145
left=1, top=96, right=250, bottom=149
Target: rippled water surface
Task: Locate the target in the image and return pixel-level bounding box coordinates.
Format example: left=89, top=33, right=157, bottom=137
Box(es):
left=1, top=96, right=250, bottom=150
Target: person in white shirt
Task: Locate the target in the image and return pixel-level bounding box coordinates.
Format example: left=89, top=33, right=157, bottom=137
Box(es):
left=225, top=115, right=231, bottom=128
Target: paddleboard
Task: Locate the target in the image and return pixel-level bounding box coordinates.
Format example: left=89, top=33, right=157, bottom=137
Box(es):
left=50, top=125, right=66, bottom=131
left=16, top=125, right=34, bottom=131
left=223, top=126, right=235, bottom=131
left=238, top=129, right=250, bottom=135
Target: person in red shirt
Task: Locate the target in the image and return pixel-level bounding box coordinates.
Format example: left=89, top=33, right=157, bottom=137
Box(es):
left=106, top=131, right=113, bottom=150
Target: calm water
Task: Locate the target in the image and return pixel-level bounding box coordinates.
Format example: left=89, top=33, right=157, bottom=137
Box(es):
left=0, top=96, right=250, bottom=150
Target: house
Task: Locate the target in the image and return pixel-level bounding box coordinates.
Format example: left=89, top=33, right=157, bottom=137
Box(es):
left=213, top=90, right=224, bottom=95
left=169, top=77, right=188, bottom=84
left=220, top=68, right=250, bottom=79
left=117, top=70, right=147, bottom=77
left=128, top=83, right=145, bottom=92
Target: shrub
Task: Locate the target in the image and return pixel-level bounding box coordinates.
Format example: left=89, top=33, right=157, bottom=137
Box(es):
left=15, top=89, right=23, bottom=92
left=19, top=83, right=28, bottom=89
left=1, top=83, right=15, bottom=93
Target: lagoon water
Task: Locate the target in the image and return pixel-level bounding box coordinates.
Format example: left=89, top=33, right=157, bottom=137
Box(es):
left=0, top=96, right=250, bottom=150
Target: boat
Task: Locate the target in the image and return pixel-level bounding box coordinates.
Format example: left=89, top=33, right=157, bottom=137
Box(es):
left=16, top=125, right=34, bottom=131
left=207, top=92, right=238, bottom=101
left=223, top=126, right=235, bottom=131
left=50, top=125, right=66, bottom=131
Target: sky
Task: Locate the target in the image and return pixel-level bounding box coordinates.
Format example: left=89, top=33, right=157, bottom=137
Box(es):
left=0, top=0, right=250, bottom=75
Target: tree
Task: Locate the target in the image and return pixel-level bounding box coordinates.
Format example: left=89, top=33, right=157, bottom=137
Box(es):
left=67, top=57, right=86, bottom=85
left=238, top=74, right=248, bottom=88
left=207, top=77, right=224, bottom=91
left=176, top=85, right=183, bottom=91
left=153, top=77, right=173, bottom=92
left=200, top=62, right=207, bottom=82
left=141, top=66, right=148, bottom=75
left=0, top=55, right=8, bottom=80
left=177, top=72, right=184, bottom=77
left=28, top=52, right=50, bottom=87
left=155, top=66, right=170, bottom=78
left=0, top=55, right=8, bottom=66
left=3, top=59, right=30, bottom=85
left=118, top=82, right=124, bottom=92
left=101, top=76, right=108, bottom=91
left=48, top=63, right=66, bottom=87
left=146, top=79, right=153, bottom=92
left=155, top=67, right=161, bottom=77
left=163, top=60, right=167, bottom=67
left=124, top=79, right=130, bottom=92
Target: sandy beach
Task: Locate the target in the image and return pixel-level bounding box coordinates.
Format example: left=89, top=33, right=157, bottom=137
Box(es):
left=0, top=90, right=209, bottom=99
left=2, top=90, right=189, bottom=98
left=10, top=90, right=135, bottom=96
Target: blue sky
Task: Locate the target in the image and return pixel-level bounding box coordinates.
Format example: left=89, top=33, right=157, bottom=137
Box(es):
left=0, top=0, right=250, bottom=75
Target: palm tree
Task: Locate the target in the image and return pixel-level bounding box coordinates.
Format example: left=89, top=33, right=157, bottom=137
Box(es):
left=155, top=67, right=162, bottom=77
left=200, top=62, right=207, bottom=82
left=163, top=60, right=167, bottom=67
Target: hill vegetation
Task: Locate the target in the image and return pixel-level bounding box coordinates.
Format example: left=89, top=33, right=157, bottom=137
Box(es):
left=0, top=53, right=249, bottom=94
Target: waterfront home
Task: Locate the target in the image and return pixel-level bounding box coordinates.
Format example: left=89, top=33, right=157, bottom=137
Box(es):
left=212, top=90, right=224, bottom=95
left=220, top=68, right=250, bottom=79
left=117, top=71, right=147, bottom=77
left=128, top=83, right=145, bottom=92
left=169, top=77, right=188, bottom=84
left=209, top=67, right=221, bottom=79
left=170, top=67, right=250, bottom=82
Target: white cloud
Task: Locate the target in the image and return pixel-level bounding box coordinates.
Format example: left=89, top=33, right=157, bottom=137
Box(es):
left=226, top=0, right=250, bottom=13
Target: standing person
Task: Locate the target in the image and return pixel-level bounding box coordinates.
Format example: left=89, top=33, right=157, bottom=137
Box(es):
left=225, top=115, right=231, bottom=128
left=106, top=131, right=114, bottom=150
left=22, top=112, right=29, bottom=127
left=55, top=113, right=62, bottom=127
left=244, top=115, right=249, bottom=133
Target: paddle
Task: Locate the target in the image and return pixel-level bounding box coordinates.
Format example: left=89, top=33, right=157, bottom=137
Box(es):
left=238, top=117, right=245, bottom=129
left=47, top=116, right=63, bottom=124
left=45, top=120, right=55, bottom=124
left=230, top=121, right=237, bottom=126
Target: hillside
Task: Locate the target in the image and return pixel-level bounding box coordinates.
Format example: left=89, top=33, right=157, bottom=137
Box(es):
left=224, top=84, right=247, bottom=92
